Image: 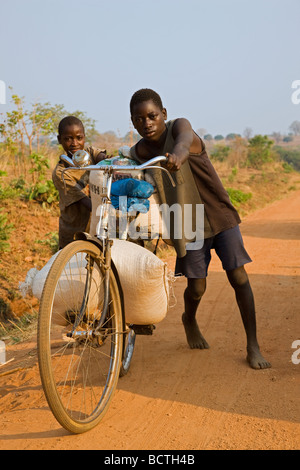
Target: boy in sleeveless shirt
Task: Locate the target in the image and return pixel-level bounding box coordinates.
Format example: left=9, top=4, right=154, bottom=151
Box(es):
left=129, top=88, right=271, bottom=370
left=53, top=116, right=107, bottom=249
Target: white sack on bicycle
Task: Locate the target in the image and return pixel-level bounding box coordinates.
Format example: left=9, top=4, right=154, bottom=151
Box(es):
left=111, top=239, right=169, bottom=325
left=20, top=241, right=169, bottom=325
left=21, top=251, right=103, bottom=325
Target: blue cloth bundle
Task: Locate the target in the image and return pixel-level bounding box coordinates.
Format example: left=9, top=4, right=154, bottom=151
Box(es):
left=110, top=178, right=154, bottom=213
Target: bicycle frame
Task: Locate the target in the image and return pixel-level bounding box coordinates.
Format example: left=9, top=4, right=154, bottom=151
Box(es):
left=61, top=155, right=175, bottom=334
left=61, top=155, right=175, bottom=245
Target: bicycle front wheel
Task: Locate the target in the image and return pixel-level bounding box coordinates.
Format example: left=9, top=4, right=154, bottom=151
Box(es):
left=38, top=240, right=123, bottom=434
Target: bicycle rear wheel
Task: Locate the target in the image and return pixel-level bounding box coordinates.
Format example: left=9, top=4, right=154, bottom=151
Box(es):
left=38, top=240, right=123, bottom=434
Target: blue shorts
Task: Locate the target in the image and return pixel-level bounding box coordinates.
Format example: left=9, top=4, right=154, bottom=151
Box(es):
left=175, top=225, right=252, bottom=278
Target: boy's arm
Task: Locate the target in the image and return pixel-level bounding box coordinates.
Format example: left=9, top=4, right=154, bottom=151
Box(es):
left=86, top=146, right=108, bottom=164
left=53, top=163, right=91, bottom=207
left=93, top=151, right=107, bottom=164
left=165, top=118, right=195, bottom=171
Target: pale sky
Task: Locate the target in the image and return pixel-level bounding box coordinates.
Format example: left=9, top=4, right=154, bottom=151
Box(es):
left=1, top=0, right=300, bottom=137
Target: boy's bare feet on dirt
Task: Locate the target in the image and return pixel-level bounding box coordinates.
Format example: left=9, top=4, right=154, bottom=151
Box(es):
left=247, top=346, right=272, bottom=370
left=182, top=313, right=271, bottom=370
left=182, top=313, right=210, bottom=349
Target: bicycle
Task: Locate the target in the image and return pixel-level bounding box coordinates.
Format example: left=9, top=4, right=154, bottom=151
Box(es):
left=37, top=151, right=174, bottom=434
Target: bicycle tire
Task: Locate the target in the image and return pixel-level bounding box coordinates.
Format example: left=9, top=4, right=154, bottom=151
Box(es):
left=38, top=240, right=123, bottom=434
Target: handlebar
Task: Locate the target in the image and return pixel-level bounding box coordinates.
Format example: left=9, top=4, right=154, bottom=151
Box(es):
left=61, top=155, right=176, bottom=188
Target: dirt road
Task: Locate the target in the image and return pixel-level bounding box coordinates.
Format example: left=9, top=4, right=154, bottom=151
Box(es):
left=0, top=190, right=299, bottom=450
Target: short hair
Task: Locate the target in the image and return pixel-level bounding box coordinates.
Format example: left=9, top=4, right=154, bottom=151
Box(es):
left=58, top=116, right=85, bottom=135
left=130, top=88, right=163, bottom=114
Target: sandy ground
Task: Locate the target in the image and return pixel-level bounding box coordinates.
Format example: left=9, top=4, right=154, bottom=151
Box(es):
left=0, top=190, right=299, bottom=450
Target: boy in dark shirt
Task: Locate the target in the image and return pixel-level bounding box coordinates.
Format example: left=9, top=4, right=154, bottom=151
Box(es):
left=129, top=88, right=271, bottom=370
left=53, top=116, right=106, bottom=249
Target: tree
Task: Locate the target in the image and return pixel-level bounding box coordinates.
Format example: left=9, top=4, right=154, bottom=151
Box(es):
left=34, top=102, right=66, bottom=151
left=214, top=134, right=224, bottom=141
left=243, top=127, right=253, bottom=140
left=289, top=120, right=300, bottom=136
left=0, top=87, right=99, bottom=178
left=271, top=132, right=282, bottom=144
left=228, top=136, right=248, bottom=168
left=196, top=128, right=206, bottom=138
left=123, top=130, right=139, bottom=145
left=247, top=135, right=274, bottom=169
left=0, top=91, right=65, bottom=179
left=226, top=133, right=241, bottom=140
left=0, top=92, right=63, bottom=203
left=275, top=147, right=300, bottom=171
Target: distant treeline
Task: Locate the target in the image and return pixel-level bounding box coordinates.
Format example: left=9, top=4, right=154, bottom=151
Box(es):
left=273, top=147, right=300, bottom=172
left=209, top=134, right=300, bottom=171
left=1, top=89, right=300, bottom=174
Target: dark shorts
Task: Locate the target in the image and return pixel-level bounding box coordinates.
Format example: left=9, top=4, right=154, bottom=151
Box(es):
left=175, top=225, right=252, bottom=278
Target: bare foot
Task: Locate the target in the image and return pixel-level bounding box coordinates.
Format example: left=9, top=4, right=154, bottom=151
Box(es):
left=247, top=346, right=271, bottom=370
left=182, top=313, right=210, bottom=349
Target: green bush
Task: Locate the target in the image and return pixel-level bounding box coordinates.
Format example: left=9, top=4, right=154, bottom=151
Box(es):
left=0, top=172, right=26, bottom=200
left=226, top=188, right=252, bottom=207
left=211, top=144, right=230, bottom=162
left=282, top=162, right=294, bottom=173
left=274, top=146, right=300, bottom=172
left=25, top=153, right=59, bottom=206
left=0, top=157, right=59, bottom=206
left=27, top=180, right=59, bottom=206
left=246, top=135, right=274, bottom=169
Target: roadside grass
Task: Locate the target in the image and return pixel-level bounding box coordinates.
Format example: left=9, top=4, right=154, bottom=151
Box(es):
left=0, top=309, right=38, bottom=344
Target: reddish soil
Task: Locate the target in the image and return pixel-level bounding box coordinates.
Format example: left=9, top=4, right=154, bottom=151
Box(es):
left=0, top=190, right=299, bottom=450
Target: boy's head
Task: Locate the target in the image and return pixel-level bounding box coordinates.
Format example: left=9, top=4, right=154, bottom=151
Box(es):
left=130, top=88, right=167, bottom=142
left=57, top=116, right=85, bottom=156
left=130, top=88, right=164, bottom=114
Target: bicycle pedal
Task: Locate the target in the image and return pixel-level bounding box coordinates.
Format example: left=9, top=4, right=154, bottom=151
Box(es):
left=130, top=324, right=156, bottom=335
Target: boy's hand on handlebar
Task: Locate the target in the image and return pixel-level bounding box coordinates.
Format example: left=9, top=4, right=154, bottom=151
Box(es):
left=165, top=153, right=182, bottom=172
left=94, top=152, right=114, bottom=164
